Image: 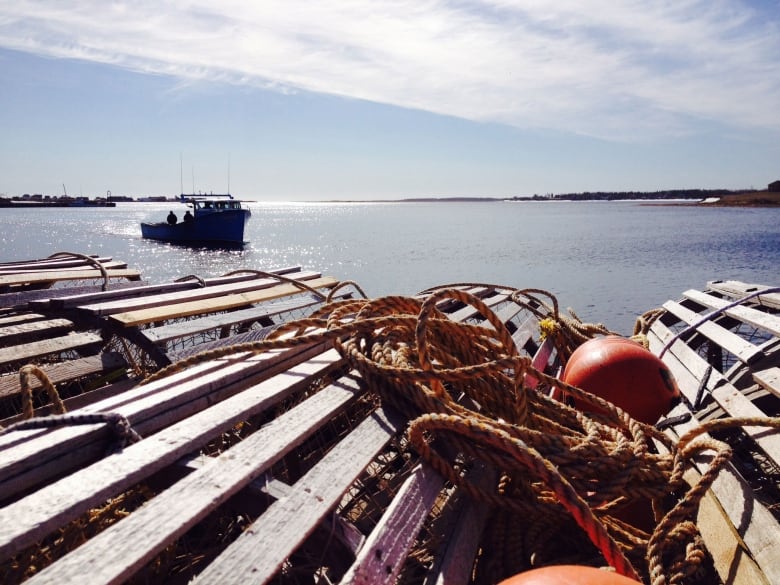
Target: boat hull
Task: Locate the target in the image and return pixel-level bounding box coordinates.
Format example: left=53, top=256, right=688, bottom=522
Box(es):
left=141, top=209, right=250, bottom=244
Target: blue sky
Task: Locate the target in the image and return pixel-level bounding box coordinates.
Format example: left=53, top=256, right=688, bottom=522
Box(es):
left=1, top=1, right=779, bottom=201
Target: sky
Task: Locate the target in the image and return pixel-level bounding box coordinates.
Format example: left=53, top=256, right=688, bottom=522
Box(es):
left=1, top=1, right=779, bottom=201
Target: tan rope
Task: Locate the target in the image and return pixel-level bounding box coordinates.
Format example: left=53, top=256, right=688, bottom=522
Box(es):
left=47, top=251, right=110, bottom=291
left=133, top=285, right=778, bottom=582
left=19, top=364, right=67, bottom=419
left=218, top=268, right=332, bottom=300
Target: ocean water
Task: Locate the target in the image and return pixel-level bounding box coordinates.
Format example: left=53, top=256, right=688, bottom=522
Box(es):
left=1, top=200, right=778, bottom=334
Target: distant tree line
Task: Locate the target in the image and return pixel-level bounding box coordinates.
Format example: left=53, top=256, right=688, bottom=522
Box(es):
left=550, top=189, right=745, bottom=201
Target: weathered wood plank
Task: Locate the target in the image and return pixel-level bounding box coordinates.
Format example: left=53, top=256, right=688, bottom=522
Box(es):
left=682, top=289, right=780, bottom=337
left=33, top=266, right=303, bottom=310
left=1, top=379, right=137, bottom=427
left=0, top=340, right=330, bottom=502
left=0, top=349, right=345, bottom=558
left=706, top=281, right=780, bottom=311
left=144, top=293, right=330, bottom=345
left=0, top=313, right=47, bottom=327
left=753, top=367, right=780, bottom=398
left=446, top=291, right=510, bottom=323
left=0, top=269, right=142, bottom=287
left=0, top=256, right=114, bottom=271
left=0, top=332, right=103, bottom=367
left=22, top=374, right=366, bottom=585
left=0, top=318, right=74, bottom=347
left=661, top=300, right=764, bottom=364
left=425, top=462, right=495, bottom=585
left=342, top=464, right=445, bottom=585
left=0, top=353, right=127, bottom=400
left=655, top=404, right=780, bottom=585
left=108, top=277, right=339, bottom=327
left=648, top=322, right=780, bottom=467
left=694, top=486, right=771, bottom=585
left=79, top=270, right=323, bottom=316
left=191, top=407, right=402, bottom=585
left=0, top=261, right=127, bottom=274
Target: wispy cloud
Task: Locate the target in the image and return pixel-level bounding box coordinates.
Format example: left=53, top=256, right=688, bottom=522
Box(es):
left=1, top=1, right=778, bottom=139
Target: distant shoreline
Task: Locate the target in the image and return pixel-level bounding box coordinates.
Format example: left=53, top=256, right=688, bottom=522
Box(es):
left=3, top=190, right=778, bottom=207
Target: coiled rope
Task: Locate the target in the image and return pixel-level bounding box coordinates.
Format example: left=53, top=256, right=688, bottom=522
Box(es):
left=6, top=283, right=778, bottom=583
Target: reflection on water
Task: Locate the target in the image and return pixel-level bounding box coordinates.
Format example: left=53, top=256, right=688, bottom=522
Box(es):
left=1, top=201, right=778, bottom=334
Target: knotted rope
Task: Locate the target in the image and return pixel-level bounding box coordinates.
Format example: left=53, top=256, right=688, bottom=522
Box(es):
left=135, top=285, right=780, bottom=582
left=2, top=365, right=142, bottom=453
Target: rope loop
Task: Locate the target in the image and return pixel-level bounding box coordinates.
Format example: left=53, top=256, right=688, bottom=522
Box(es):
left=125, top=283, right=778, bottom=582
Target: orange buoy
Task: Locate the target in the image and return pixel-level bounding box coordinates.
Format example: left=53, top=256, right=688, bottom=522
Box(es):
left=499, top=565, right=640, bottom=584
left=560, top=336, right=679, bottom=424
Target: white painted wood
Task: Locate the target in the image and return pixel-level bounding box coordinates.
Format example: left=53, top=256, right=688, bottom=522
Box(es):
left=655, top=406, right=780, bottom=585
left=753, top=367, right=780, bottom=398
left=80, top=270, right=323, bottom=316
left=0, top=342, right=329, bottom=501
left=426, top=462, right=494, bottom=585
left=0, top=332, right=103, bottom=366
left=0, top=269, right=141, bottom=287
left=22, top=375, right=364, bottom=585
left=649, top=322, right=780, bottom=468
left=661, top=300, right=763, bottom=364
left=108, top=277, right=338, bottom=327
left=682, top=289, right=780, bottom=337
left=191, top=408, right=402, bottom=585
left=341, top=464, right=444, bottom=585
left=0, top=349, right=345, bottom=559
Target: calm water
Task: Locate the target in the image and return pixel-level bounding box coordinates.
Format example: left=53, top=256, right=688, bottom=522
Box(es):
left=1, top=200, right=778, bottom=334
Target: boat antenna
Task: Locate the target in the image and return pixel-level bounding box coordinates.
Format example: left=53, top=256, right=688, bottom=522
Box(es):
left=180, top=152, right=183, bottom=196
left=227, top=153, right=231, bottom=196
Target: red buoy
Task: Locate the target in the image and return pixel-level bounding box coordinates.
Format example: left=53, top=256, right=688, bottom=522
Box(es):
left=560, top=336, right=679, bottom=424
left=499, top=565, right=640, bottom=584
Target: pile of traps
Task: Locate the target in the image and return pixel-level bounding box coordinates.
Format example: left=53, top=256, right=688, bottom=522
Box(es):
left=2, top=285, right=778, bottom=585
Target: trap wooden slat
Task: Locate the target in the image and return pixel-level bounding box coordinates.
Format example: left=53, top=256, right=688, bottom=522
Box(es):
left=0, top=313, right=47, bottom=327
left=0, top=261, right=129, bottom=275
left=423, top=462, right=495, bottom=585
left=650, top=279, right=780, bottom=585
left=1, top=379, right=137, bottom=427
left=706, top=280, right=780, bottom=311
left=682, top=289, right=780, bottom=337
left=0, top=256, right=114, bottom=271
left=0, top=348, right=345, bottom=558
left=190, top=406, right=403, bottom=585
left=0, top=339, right=331, bottom=503
left=22, top=373, right=367, bottom=585
left=0, top=268, right=142, bottom=289
left=654, top=403, right=779, bottom=585
left=444, top=289, right=509, bottom=323
left=753, top=367, right=780, bottom=398
left=341, top=464, right=445, bottom=585
left=8, top=279, right=777, bottom=585
left=0, top=318, right=74, bottom=347
left=661, top=299, right=764, bottom=364
left=31, top=265, right=304, bottom=311
left=144, top=293, right=345, bottom=346
left=649, top=320, right=780, bottom=467
left=0, top=353, right=128, bottom=401
left=108, top=276, right=339, bottom=327
left=0, top=332, right=103, bottom=368
left=79, top=269, right=323, bottom=316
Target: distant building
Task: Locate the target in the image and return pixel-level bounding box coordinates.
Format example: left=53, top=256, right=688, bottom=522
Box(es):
left=769, top=180, right=780, bottom=192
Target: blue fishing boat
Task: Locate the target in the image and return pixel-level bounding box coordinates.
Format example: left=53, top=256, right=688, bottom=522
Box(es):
left=140, top=194, right=251, bottom=245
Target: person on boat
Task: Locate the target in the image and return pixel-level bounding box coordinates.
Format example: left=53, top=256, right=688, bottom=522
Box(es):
left=167, top=210, right=177, bottom=225
left=183, top=210, right=194, bottom=222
